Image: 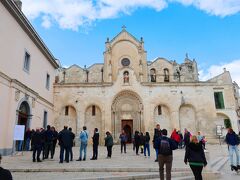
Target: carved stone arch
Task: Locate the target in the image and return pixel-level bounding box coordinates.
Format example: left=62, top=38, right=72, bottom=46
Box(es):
left=55, top=104, right=77, bottom=134
left=153, top=104, right=171, bottom=133
left=179, top=104, right=196, bottom=134
left=111, top=39, right=140, bottom=50
left=111, top=90, right=143, bottom=141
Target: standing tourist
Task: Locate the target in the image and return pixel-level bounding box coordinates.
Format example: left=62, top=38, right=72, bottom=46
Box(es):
left=184, top=128, right=191, bottom=148
left=170, top=128, right=181, bottom=146
left=119, top=130, right=127, bottom=153
left=44, top=125, right=54, bottom=159
left=69, top=127, right=75, bottom=161
left=105, top=131, right=114, bottom=158
left=184, top=135, right=207, bottom=180
left=77, top=126, right=88, bottom=161
left=0, top=154, right=12, bottom=180
left=153, top=124, right=162, bottom=162
left=58, top=126, right=72, bottom=163
left=225, top=128, right=240, bottom=171
left=140, top=132, right=145, bottom=154
left=134, top=131, right=140, bottom=155
left=144, top=132, right=150, bottom=157
left=156, top=129, right=178, bottom=180
left=91, top=128, right=99, bottom=160
left=51, top=126, right=58, bottom=159
left=32, top=128, right=43, bottom=162
left=25, top=128, right=32, bottom=151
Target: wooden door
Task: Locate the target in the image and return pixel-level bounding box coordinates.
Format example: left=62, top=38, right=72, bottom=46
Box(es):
left=121, top=120, right=133, bottom=143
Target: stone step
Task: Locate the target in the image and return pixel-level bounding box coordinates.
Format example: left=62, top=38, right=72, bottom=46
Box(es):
left=212, top=157, right=228, bottom=172
left=10, top=167, right=192, bottom=173
left=210, top=156, right=222, bottom=167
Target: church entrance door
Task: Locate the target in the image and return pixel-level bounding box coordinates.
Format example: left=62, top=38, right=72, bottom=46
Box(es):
left=121, top=120, right=133, bottom=143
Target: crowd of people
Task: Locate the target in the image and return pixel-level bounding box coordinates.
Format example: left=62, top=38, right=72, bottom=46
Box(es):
left=1, top=123, right=239, bottom=180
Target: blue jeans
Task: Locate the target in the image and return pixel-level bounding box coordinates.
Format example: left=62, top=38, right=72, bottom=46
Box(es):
left=144, top=143, right=150, bottom=156
left=155, top=148, right=159, bottom=160
left=18, top=140, right=23, bottom=151
left=228, top=145, right=240, bottom=166
left=26, top=138, right=31, bottom=151
left=80, top=142, right=88, bottom=160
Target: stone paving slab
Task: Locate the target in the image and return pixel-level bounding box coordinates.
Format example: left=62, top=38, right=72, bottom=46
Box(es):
left=1, top=143, right=232, bottom=180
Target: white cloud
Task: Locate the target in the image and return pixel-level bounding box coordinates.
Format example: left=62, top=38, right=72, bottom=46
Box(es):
left=199, top=59, right=240, bottom=85
left=20, top=0, right=240, bottom=31
left=172, top=0, right=240, bottom=17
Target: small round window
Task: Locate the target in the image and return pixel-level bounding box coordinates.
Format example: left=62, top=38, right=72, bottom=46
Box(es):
left=121, top=58, right=130, bottom=66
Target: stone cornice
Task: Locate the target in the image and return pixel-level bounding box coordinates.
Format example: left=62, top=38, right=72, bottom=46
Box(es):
left=0, top=70, right=53, bottom=107
left=1, top=0, right=59, bottom=69
left=54, top=82, right=113, bottom=88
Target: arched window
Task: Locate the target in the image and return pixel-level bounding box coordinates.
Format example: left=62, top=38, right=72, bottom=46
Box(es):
left=123, top=71, right=129, bottom=83
left=92, top=105, right=96, bottom=116
left=65, top=106, right=69, bottom=116
left=158, top=105, right=162, bottom=115
left=150, top=68, right=156, bottom=82
left=164, top=68, right=169, bottom=82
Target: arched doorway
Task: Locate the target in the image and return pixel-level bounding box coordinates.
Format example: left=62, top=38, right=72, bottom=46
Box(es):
left=122, top=121, right=132, bottom=143
left=112, top=90, right=143, bottom=142
left=16, top=101, right=31, bottom=151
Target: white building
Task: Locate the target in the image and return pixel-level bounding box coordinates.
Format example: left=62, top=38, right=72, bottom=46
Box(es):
left=0, top=0, right=59, bottom=155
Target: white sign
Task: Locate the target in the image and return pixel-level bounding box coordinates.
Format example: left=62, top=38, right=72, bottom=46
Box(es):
left=216, top=125, right=223, bottom=136
left=14, top=125, right=25, bottom=140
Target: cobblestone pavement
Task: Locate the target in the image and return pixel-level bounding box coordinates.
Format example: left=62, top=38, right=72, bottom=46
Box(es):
left=1, top=143, right=239, bottom=179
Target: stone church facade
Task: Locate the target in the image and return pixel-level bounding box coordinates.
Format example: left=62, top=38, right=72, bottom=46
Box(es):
left=54, top=29, right=240, bottom=144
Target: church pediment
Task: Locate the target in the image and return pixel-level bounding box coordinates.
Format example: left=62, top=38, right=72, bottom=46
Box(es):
left=109, top=28, right=142, bottom=48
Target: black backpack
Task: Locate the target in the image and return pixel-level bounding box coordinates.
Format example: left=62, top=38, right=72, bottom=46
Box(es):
left=159, top=138, right=171, bottom=155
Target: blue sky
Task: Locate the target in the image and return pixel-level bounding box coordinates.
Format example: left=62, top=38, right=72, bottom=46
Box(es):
left=21, top=0, right=240, bottom=83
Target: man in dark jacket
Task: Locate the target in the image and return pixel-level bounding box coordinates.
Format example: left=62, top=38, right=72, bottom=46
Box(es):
left=225, top=128, right=240, bottom=170
left=32, top=129, right=43, bottom=162
left=91, top=128, right=99, bottom=160
left=153, top=124, right=162, bottom=162
left=156, top=129, right=178, bottom=180
left=51, top=126, right=58, bottom=159
left=58, top=126, right=72, bottom=163
left=184, top=128, right=191, bottom=148
left=44, top=125, right=54, bottom=159
left=68, top=127, right=75, bottom=161
left=0, top=154, right=12, bottom=180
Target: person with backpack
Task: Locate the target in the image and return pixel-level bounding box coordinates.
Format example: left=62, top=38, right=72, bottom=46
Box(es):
left=156, top=129, right=178, bottom=180
left=184, top=135, right=207, bottom=180
left=225, top=128, right=240, bottom=171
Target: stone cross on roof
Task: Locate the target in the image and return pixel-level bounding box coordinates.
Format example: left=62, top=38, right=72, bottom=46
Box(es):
left=122, top=25, right=126, bottom=30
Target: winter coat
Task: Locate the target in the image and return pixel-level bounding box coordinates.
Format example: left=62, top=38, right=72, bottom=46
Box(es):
left=105, top=135, right=113, bottom=147
left=93, top=132, right=99, bottom=145
left=226, top=132, right=239, bottom=146
left=184, top=142, right=207, bottom=166
left=58, top=129, right=73, bottom=147
left=171, top=130, right=181, bottom=143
